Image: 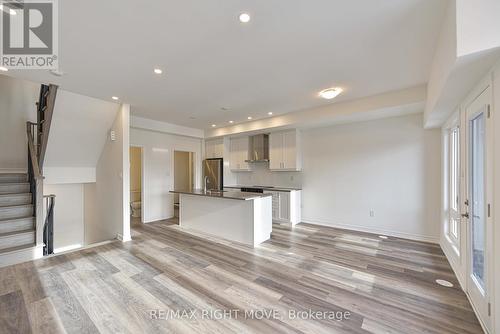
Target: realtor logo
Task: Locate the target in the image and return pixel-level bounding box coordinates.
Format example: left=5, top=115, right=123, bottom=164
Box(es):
left=1, top=0, right=58, bottom=69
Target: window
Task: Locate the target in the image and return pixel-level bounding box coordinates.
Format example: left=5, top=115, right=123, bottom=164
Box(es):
left=447, top=126, right=460, bottom=249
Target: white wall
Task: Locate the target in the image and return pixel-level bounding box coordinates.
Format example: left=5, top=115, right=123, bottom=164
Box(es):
left=44, top=184, right=84, bottom=253
left=44, top=89, right=119, bottom=182
left=301, top=113, right=441, bottom=242
left=130, top=128, right=202, bottom=223
left=456, top=0, right=500, bottom=57
left=206, top=86, right=426, bottom=138
left=85, top=104, right=130, bottom=243
left=131, top=116, right=204, bottom=139
left=0, top=74, right=38, bottom=171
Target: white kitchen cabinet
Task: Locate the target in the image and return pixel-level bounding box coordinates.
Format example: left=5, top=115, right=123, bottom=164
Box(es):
left=229, top=137, right=251, bottom=171
left=269, top=130, right=302, bottom=171
left=205, top=138, right=223, bottom=159
left=264, top=190, right=301, bottom=224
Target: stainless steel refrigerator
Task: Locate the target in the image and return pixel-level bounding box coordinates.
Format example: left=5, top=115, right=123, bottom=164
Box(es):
left=203, top=158, right=223, bottom=191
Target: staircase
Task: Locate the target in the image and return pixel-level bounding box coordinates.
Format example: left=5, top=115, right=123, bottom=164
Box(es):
left=0, top=173, right=36, bottom=259
left=0, top=83, right=58, bottom=267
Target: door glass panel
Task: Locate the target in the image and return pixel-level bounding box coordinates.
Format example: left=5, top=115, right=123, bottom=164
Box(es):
left=470, top=113, right=485, bottom=292
left=449, top=127, right=460, bottom=242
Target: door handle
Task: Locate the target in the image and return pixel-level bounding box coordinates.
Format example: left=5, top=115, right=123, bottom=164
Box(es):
left=461, top=212, right=469, bottom=219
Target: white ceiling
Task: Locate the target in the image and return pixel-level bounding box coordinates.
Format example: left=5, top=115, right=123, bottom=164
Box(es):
left=7, top=0, right=448, bottom=129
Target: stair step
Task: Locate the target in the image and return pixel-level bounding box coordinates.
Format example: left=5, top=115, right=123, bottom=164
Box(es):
left=0, top=173, right=28, bottom=183
left=0, top=193, right=31, bottom=207
left=0, top=204, right=33, bottom=220
left=0, top=183, right=30, bottom=195
left=0, top=229, right=35, bottom=251
left=0, top=217, right=35, bottom=234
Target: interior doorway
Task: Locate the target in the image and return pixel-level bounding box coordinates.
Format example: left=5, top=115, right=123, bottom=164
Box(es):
left=173, top=151, right=195, bottom=218
left=130, top=146, right=143, bottom=223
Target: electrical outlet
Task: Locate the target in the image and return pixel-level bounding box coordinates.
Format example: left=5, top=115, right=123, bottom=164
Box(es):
left=370, top=210, right=375, bottom=217
left=290, top=175, right=294, bottom=181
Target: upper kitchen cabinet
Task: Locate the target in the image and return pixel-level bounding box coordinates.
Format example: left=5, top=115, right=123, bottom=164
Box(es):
left=229, top=136, right=251, bottom=171
left=205, top=138, right=223, bottom=159
left=269, top=130, right=302, bottom=171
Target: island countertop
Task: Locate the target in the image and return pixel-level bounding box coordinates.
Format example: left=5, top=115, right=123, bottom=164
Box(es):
left=170, top=188, right=272, bottom=201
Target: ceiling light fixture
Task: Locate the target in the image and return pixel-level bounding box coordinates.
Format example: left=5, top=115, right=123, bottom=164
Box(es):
left=154, top=68, right=162, bottom=74
left=229, top=120, right=234, bottom=124
left=267, top=112, right=273, bottom=115
left=112, top=96, right=119, bottom=101
left=319, top=87, right=343, bottom=100
left=247, top=116, right=252, bottom=120
left=239, top=13, right=251, bottom=23
left=0, top=66, right=8, bottom=72
left=211, top=124, right=216, bottom=127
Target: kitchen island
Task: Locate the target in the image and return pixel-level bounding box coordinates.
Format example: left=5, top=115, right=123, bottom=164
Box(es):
left=169, top=189, right=272, bottom=247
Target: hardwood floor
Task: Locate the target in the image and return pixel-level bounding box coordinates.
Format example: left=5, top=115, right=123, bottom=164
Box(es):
left=0, top=219, right=483, bottom=334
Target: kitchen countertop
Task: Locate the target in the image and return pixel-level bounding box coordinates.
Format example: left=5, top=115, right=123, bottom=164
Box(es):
left=224, top=185, right=302, bottom=192
left=170, top=189, right=272, bottom=201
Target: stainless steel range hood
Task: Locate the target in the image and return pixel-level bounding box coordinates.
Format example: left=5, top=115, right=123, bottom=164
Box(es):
left=245, top=134, right=269, bottom=163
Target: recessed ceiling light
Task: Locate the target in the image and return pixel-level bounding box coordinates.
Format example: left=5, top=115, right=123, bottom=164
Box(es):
left=239, top=13, right=251, bottom=23
left=319, top=87, right=343, bottom=100
left=229, top=120, right=234, bottom=124
left=0, top=66, right=8, bottom=72
left=247, top=116, right=253, bottom=120
left=211, top=124, right=216, bottom=127
left=154, top=68, right=162, bottom=74
left=268, top=112, right=273, bottom=115
left=112, top=96, right=119, bottom=100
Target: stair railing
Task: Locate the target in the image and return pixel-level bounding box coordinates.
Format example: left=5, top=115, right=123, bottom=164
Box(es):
left=27, top=121, right=44, bottom=252
left=26, top=83, right=58, bottom=255
left=43, top=195, right=55, bottom=255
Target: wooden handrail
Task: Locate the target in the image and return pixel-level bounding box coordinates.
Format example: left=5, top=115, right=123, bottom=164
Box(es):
left=38, top=84, right=58, bottom=168
left=26, top=122, right=43, bottom=180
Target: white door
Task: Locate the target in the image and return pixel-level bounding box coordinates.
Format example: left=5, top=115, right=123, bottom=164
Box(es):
left=465, top=87, right=492, bottom=330
left=269, top=132, right=283, bottom=170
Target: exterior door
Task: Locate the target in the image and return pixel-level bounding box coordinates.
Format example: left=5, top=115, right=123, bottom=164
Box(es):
left=465, top=86, right=492, bottom=331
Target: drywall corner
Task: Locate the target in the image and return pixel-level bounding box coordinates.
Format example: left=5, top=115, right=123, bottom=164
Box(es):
left=84, top=104, right=130, bottom=244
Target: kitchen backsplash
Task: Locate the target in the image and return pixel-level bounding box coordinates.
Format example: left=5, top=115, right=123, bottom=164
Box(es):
left=234, top=163, right=302, bottom=188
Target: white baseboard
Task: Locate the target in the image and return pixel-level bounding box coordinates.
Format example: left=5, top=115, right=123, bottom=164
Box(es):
left=0, top=245, right=43, bottom=268
left=0, top=168, right=27, bottom=173
left=143, top=215, right=172, bottom=224
left=116, top=233, right=132, bottom=242
left=301, top=218, right=439, bottom=244
left=439, top=237, right=466, bottom=290
left=54, top=244, right=83, bottom=254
